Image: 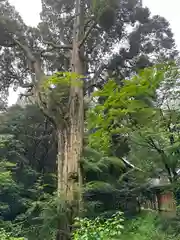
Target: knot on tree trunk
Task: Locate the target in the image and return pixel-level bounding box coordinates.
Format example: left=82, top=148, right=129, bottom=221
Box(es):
left=68, top=171, right=79, bottom=182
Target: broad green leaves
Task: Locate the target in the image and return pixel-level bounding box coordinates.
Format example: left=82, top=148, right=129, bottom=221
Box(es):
left=88, top=65, right=168, bottom=152
left=88, top=63, right=180, bottom=181
left=73, top=211, right=124, bottom=240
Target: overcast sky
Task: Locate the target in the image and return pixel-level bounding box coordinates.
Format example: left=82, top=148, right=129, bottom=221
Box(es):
left=8, top=0, right=180, bottom=105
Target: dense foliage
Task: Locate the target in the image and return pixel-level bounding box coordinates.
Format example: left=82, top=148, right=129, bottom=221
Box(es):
left=89, top=63, right=180, bottom=183
left=0, top=229, right=24, bottom=240
left=72, top=212, right=180, bottom=240
left=121, top=212, right=179, bottom=240
left=73, top=211, right=124, bottom=239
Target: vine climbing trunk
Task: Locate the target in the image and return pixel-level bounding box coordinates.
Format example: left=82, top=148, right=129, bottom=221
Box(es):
left=56, top=0, right=85, bottom=239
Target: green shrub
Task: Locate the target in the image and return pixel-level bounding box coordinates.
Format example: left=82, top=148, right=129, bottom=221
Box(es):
left=0, top=228, right=25, bottom=240
left=121, top=212, right=179, bottom=240
left=73, top=211, right=124, bottom=240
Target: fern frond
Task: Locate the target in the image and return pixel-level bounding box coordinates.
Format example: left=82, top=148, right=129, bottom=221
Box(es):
left=83, top=146, right=103, bottom=161
left=102, top=156, right=125, bottom=169
left=82, top=158, right=103, bottom=173
left=84, top=181, right=115, bottom=193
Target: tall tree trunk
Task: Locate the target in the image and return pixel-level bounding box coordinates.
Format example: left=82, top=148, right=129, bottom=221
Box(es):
left=9, top=2, right=85, bottom=238
left=56, top=0, right=85, bottom=239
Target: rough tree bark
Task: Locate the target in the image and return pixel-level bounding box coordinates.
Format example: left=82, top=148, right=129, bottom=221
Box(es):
left=56, top=0, right=85, bottom=239
left=4, top=0, right=95, bottom=238
left=57, top=0, right=84, bottom=200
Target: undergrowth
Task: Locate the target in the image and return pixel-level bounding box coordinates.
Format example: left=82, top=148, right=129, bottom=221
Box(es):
left=73, top=211, right=180, bottom=240
left=121, top=212, right=179, bottom=240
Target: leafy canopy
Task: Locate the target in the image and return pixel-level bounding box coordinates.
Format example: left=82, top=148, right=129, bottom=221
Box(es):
left=88, top=64, right=172, bottom=152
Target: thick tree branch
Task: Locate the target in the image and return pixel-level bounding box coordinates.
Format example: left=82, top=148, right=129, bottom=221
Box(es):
left=20, top=83, right=34, bottom=88
left=37, top=92, right=57, bottom=127
left=13, top=39, right=35, bottom=62
left=79, top=21, right=96, bottom=48
left=43, top=40, right=72, bottom=50
left=41, top=50, right=70, bottom=61
left=13, top=39, right=44, bottom=83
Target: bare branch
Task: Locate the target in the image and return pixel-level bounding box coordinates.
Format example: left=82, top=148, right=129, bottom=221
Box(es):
left=79, top=21, right=96, bottom=48
left=43, top=40, right=72, bottom=50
